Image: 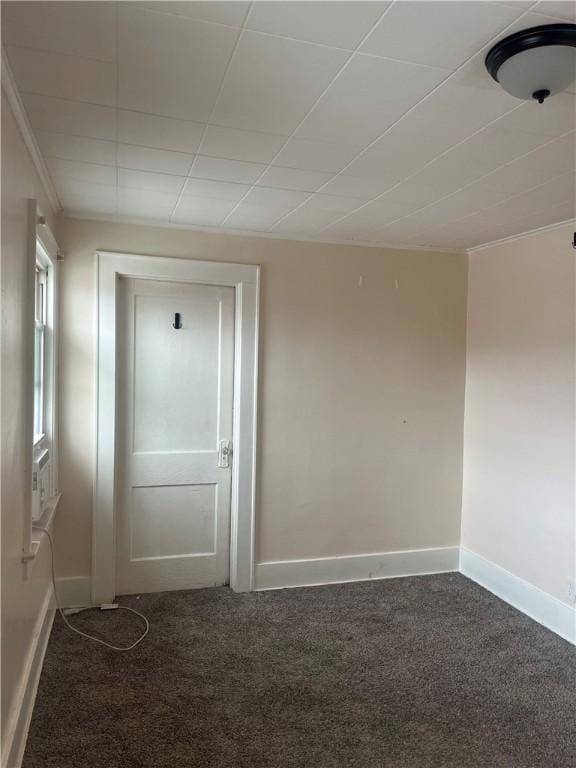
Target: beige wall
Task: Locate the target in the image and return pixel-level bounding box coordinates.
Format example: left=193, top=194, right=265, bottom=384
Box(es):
left=1, top=93, right=58, bottom=744
left=462, top=224, right=575, bottom=604
left=56, top=217, right=468, bottom=579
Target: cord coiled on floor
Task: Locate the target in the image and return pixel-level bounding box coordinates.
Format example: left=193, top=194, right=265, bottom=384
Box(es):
left=33, top=525, right=149, bottom=652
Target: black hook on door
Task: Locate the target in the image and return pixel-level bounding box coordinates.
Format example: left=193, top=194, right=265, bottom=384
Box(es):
left=173, top=312, right=182, bottom=330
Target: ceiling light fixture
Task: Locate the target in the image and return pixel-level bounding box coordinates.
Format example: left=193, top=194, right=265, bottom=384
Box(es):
left=485, top=23, right=576, bottom=104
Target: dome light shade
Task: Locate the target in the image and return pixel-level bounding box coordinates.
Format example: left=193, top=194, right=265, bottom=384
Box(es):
left=485, top=24, right=576, bottom=103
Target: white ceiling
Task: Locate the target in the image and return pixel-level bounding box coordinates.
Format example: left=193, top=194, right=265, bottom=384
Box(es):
left=2, top=0, right=575, bottom=250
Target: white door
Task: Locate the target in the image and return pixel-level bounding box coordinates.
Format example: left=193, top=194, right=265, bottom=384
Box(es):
left=116, top=277, right=234, bottom=595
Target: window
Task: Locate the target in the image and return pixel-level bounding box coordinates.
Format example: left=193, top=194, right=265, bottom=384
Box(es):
left=32, top=235, right=58, bottom=522
left=34, top=264, right=47, bottom=441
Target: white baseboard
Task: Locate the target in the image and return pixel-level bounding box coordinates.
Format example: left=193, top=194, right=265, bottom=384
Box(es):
left=460, top=548, right=576, bottom=645
left=2, top=586, right=55, bottom=768
left=255, top=546, right=460, bottom=591
left=55, top=576, right=91, bottom=608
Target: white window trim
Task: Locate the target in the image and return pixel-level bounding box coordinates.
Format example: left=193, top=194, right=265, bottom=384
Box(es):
left=93, top=251, right=260, bottom=604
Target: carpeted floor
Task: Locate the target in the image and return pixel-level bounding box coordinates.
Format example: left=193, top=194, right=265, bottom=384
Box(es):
left=24, top=573, right=576, bottom=768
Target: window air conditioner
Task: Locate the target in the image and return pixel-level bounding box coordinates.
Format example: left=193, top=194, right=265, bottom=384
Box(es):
left=32, top=448, right=51, bottom=522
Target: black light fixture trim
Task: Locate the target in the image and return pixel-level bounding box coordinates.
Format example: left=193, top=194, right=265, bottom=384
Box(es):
left=485, top=23, right=576, bottom=82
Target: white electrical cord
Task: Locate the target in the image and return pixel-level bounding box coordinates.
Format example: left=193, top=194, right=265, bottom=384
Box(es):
left=33, top=525, right=149, bottom=652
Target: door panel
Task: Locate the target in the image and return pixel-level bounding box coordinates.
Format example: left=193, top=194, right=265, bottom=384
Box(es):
left=116, top=277, right=234, bottom=595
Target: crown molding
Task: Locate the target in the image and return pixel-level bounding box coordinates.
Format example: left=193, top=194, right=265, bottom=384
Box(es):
left=467, top=218, right=576, bottom=254
left=62, top=212, right=466, bottom=255
left=2, top=47, right=61, bottom=214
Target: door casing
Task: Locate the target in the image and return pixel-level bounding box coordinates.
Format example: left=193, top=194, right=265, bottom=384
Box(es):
left=93, top=251, right=259, bottom=604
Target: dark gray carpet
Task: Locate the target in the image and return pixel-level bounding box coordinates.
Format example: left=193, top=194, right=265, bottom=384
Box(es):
left=24, top=574, right=576, bottom=768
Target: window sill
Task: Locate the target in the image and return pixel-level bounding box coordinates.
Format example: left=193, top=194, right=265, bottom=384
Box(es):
left=22, top=493, right=61, bottom=577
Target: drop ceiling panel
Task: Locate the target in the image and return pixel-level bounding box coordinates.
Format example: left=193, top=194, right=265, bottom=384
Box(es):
left=118, top=187, right=181, bottom=219
left=133, top=2, right=251, bottom=26
left=256, top=166, right=334, bottom=193
left=117, top=169, right=185, bottom=195
left=173, top=196, right=238, bottom=226
left=190, top=156, right=267, bottom=184
left=37, top=132, right=116, bottom=166
left=2, top=0, right=574, bottom=250
left=116, top=144, right=193, bottom=175
left=23, top=94, right=116, bottom=141
left=211, top=31, right=349, bottom=134
left=117, top=111, right=205, bottom=154
left=47, top=158, right=116, bottom=187
left=200, top=126, right=286, bottom=164
left=273, top=138, right=363, bottom=174
left=117, top=6, right=239, bottom=121
left=245, top=1, right=389, bottom=49
left=360, top=1, right=522, bottom=70
left=295, top=54, right=449, bottom=146
left=5, top=46, right=116, bottom=105
left=2, top=1, right=117, bottom=61
left=57, top=179, right=117, bottom=215
left=533, top=1, right=576, bottom=21
left=182, top=178, right=251, bottom=202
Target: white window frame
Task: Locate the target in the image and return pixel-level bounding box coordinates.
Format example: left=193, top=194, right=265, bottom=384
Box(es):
left=34, top=230, right=58, bottom=466
left=24, top=200, right=60, bottom=561
left=93, top=251, right=260, bottom=604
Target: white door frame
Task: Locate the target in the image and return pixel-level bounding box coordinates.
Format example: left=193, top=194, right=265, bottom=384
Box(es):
left=93, top=251, right=259, bottom=604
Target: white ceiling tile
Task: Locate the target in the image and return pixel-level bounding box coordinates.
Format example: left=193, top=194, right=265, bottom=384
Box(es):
left=306, top=193, right=368, bottom=215
left=483, top=172, right=575, bottom=224
left=509, top=132, right=575, bottom=183
left=172, top=196, right=239, bottom=226
left=256, top=166, right=334, bottom=192
left=212, top=31, right=349, bottom=134
left=57, top=178, right=116, bottom=215
left=118, top=169, right=186, bottom=195
left=118, top=6, right=239, bottom=121
left=321, top=217, right=380, bottom=240
left=201, top=126, right=286, bottom=163
left=318, top=174, right=395, bottom=199
left=5, top=46, right=116, bottom=106
left=133, top=2, right=251, bottom=26
left=118, top=111, right=205, bottom=154
left=191, top=156, right=266, bottom=184
left=491, top=2, right=534, bottom=10
left=47, top=157, right=116, bottom=186
left=2, top=1, right=117, bottom=61
left=182, top=178, right=250, bottom=201
left=23, top=93, right=116, bottom=141
left=279, top=195, right=367, bottom=238
left=117, top=144, right=193, bottom=175
left=443, top=120, right=553, bottom=175
left=241, top=187, right=311, bottom=209
left=533, top=1, right=576, bottom=21
left=499, top=93, right=576, bottom=138
left=405, top=150, right=494, bottom=200
left=343, top=110, right=478, bottom=183
left=361, top=1, right=522, bottom=70
left=37, top=131, right=116, bottom=165
left=296, top=54, right=449, bottom=146
left=118, top=187, right=180, bottom=220
left=246, top=2, right=389, bottom=49
left=223, top=186, right=314, bottom=231
left=223, top=204, right=288, bottom=231
left=410, top=70, right=520, bottom=136
left=273, top=138, right=362, bottom=173
left=272, top=207, right=340, bottom=235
